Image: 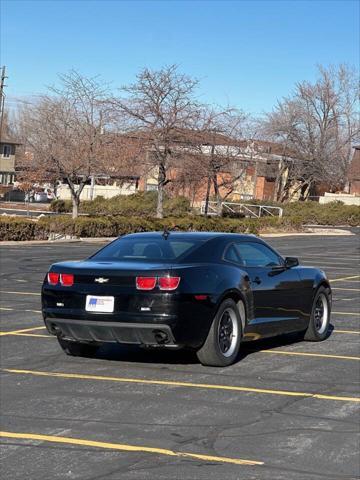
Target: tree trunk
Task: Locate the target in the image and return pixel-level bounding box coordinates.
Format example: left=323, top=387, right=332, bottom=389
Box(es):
left=156, top=161, right=166, bottom=219
left=274, top=159, right=286, bottom=202
left=72, top=195, right=80, bottom=219
left=212, top=173, right=222, bottom=215
left=204, top=175, right=212, bottom=216
left=66, top=177, right=85, bottom=219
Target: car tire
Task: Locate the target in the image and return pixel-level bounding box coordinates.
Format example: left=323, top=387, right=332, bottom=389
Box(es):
left=57, top=337, right=99, bottom=357
left=196, top=298, right=242, bottom=367
left=304, top=286, right=331, bottom=341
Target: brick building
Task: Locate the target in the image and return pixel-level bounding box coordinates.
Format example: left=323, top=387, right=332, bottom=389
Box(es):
left=348, top=146, right=360, bottom=195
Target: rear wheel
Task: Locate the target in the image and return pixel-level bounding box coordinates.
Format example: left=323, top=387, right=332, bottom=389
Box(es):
left=57, top=337, right=99, bottom=357
left=304, top=287, right=331, bottom=341
left=196, top=298, right=242, bottom=367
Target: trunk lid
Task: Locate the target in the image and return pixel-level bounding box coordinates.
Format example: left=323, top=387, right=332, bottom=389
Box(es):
left=43, top=260, right=178, bottom=317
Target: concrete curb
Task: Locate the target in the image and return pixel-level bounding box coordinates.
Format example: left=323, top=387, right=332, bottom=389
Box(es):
left=0, top=229, right=355, bottom=245
left=0, top=239, right=84, bottom=246
left=262, top=229, right=354, bottom=237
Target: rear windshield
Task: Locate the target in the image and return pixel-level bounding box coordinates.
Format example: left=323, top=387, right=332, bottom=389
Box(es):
left=90, top=237, right=206, bottom=262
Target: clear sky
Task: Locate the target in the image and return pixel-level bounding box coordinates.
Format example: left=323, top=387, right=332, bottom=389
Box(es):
left=1, top=0, right=359, bottom=115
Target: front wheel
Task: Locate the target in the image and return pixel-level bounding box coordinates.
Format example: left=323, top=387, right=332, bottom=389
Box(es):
left=304, top=287, right=331, bottom=341
left=57, top=337, right=100, bottom=357
left=196, top=298, right=242, bottom=367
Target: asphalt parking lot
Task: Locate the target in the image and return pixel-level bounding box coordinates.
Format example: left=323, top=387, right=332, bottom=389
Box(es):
left=0, top=234, right=359, bottom=480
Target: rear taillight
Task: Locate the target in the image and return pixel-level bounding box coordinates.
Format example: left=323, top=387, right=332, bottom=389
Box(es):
left=136, top=277, right=157, bottom=290
left=136, top=276, right=181, bottom=291
left=158, top=276, right=180, bottom=291
left=47, top=272, right=59, bottom=285
left=60, top=273, right=74, bottom=287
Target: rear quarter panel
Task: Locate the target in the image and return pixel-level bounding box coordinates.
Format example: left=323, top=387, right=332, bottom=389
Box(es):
left=171, top=263, right=252, bottom=345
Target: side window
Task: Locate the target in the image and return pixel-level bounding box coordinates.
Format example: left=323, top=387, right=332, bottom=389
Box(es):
left=235, top=242, right=282, bottom=267
left=224, top=244, right=241, bottom=264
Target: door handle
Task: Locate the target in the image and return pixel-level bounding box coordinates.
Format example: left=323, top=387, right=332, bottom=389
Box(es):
left=252, top=276, right=262, bottom=285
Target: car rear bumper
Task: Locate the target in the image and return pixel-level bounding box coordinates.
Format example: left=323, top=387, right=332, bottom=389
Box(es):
left=44, top=317, right=178, bottom=347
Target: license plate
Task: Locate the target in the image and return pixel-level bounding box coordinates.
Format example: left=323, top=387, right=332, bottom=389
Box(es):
left=85, top=295, right=114, bottom=313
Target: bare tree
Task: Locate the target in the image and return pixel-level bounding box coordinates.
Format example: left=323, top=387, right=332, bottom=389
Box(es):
left=191, top=107, right=253, bottom=214
left=113, top=65, right=200, bottom=218
left=263, top=64, right=360, bottom=200
left=17, top=71, right=118, bottom=217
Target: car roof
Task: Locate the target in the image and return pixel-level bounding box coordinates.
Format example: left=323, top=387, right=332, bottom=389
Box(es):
left=123, top=232, right=259, bottom=241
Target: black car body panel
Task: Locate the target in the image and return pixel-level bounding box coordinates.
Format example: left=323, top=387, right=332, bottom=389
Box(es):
left=42, top=232, right=331, bottom=349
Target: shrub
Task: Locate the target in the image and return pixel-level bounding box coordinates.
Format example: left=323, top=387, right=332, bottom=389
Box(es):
left=2, top=199, right=359, bottom=242
left=37, top=214, right=263, bottom=237
left=81, top=192, right=156, bottom=216
left=163, top=196, right=191, bottom=216
left=50, top=199, right=72, bottom=213
left=66, top=192, right=192, bottom=217
left=221, top=210, right=246, bottom=219
left=0, top=217, right=48, bottom=241
left=282, top=201, right=360, bottom=226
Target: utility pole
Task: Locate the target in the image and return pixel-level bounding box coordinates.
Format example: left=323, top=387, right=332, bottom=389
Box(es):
left=0, top=66, right=7, bottom=143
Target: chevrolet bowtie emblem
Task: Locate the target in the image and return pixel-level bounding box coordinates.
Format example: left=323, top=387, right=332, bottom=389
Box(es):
left=94, top=277, right=109, bottom=283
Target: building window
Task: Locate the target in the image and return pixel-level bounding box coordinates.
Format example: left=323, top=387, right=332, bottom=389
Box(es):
left=2, top=145, right=11, bottom=157
left=0, top=172, right=8, bottom=184
left=146, top=183, right=158, bottom=192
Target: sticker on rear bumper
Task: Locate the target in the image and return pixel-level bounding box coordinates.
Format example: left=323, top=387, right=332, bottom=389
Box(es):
left=85, top=295, right=114, bottom=313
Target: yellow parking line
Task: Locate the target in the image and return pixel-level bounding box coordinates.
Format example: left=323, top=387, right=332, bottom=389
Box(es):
left=0, top=291, right=41, bottom=296
left=330, top=275, right=360, bottom=283
left=259, top=350, right=360, bottom=361
left=332, top=311, right=360, bottom=316
left=9, top=333, right=51, bottom=338
left=0, top=332, right=50, bottom=339
left=332, top=287, right=360, bottom=292
left=335, top=280, right=360, bottom=283
left=3, top=369, right=359, bottom=403
left=0, top=431, right=262, bottom=466
left=333, top=329, right=360, bottom=335
left=0, top=326, right=46, bottom=337
left=0, top=307, right=42, bottom=313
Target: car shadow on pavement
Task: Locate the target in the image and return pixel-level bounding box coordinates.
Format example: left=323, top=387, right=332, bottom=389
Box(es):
left=237, top=324, right=335, bottom=361
left=95, top=343, right=200, bottom=365
left=86, top=325, right=335, bottom=366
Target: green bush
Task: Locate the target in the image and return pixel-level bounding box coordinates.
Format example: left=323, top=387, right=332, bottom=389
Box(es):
left=50, top=192, right=191, bottom=217
left=2, top=199, right=359, bottom=242
left=0, top=217, right=48, bottom=241
left=282, top=201, right=360, bottom=226
left=50, top=199, right=72, bottom=213
left=37, top=214, right=264, bottom=237
left=221, top=210, right=246, bottom=219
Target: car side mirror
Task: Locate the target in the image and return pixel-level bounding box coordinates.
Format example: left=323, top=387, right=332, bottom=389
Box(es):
left=285, top=257, right=299, bottom=268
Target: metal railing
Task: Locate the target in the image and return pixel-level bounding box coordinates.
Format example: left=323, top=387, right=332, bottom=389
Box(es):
left=200, top=201, right=283, bottom=218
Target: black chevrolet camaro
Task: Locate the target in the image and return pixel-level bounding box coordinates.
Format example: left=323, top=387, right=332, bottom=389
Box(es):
left=42, top=232, right=332, bottom=366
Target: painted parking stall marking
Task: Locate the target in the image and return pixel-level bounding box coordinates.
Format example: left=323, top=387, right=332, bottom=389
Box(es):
left=1, top=237, right=360, bottom=478
left=0, top=290, right=41, bottom=296
left=330, top=275, right=360, bottom=283
left=3, top=369, right=360, bottom=403
left=0, top=326, right=46, bottom=337
left=0, top=431, right=263, bottom=466
left=258, top=349, right=360, bottom=361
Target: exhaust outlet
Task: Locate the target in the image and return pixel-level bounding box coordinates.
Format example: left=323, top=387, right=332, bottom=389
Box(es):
left=153, top=329, right=169, bottom=345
